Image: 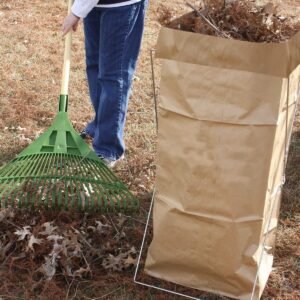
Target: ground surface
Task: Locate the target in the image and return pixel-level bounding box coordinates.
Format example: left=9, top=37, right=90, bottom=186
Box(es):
left=0, top=0, right=299, bottom=299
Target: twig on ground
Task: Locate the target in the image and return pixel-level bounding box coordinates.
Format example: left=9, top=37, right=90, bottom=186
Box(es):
left=81, top=253, right=92, bottom=276
left=107, top=215, right=119, bottom=236
left=124, top=215, right=147, bottom=225
left=93, top=287, right=122, bottom=300
left=3, top=219, right=21, bottom=230
left=65, top=278, right=75, bottom=300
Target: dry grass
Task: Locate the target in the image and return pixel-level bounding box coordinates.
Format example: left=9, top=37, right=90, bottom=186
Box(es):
left=0, top=0, right=299, bottom=299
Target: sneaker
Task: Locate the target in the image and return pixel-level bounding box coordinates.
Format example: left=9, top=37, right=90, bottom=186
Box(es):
left=99, top=155, right=125, bottom=169
left=80, top=129, right=93, bottom=140
left=80, top=129, right=88, bottom=139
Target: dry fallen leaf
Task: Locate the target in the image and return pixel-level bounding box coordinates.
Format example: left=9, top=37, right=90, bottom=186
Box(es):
left=14, top=226, right=31, bottom=241
left=0, top=209, right=14, bottom=222
left=102, top=253, right=125, bottom=271
left=40, top=222, right=58, bottom=236
left=73, top=267, right=91, bottom=278
left=41, top=256, right=57, bottom=280
left=95, top=220, right=111, bottom=234
left=47, top=235, right=63, bottom=243
left=27, top=235, right=43, bottom=251
left=102, top=247, right=138, bottom=271
left=123, top=255, right=137, bottom=267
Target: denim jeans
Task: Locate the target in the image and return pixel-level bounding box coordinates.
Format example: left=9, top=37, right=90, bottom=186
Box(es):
left=83, top=1, right=147, bottom=160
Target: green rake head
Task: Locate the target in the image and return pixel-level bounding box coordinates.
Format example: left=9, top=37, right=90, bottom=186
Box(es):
left=0, top=96, right=139, bottom=212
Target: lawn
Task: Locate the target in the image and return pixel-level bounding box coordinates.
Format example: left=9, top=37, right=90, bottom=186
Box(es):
left=0, top=0, right=299, bottom=299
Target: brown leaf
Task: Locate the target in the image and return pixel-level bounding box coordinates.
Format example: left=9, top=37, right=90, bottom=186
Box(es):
left=0, top=209, right=14, bottom=222
left=95, top=220, right=111, bottom=234
left=123, top=255, right=137, bottom=267
left=28, top=235, right=43, bottom=251
left=14, top=226, right=31, bottom=241
left=73, top=267, right=91, bottom=278
left=40, top=222, right=58, bottom=236
left=41, top=256, right=57, bottom=280
left=102, top=253, right=125, bottom=271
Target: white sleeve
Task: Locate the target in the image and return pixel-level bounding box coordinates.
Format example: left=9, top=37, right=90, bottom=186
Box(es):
left=71, top=0, right=99, bottom=18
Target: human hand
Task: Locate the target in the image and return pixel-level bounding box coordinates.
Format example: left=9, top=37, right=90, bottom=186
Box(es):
left=62, top=12, right=80, bottom=36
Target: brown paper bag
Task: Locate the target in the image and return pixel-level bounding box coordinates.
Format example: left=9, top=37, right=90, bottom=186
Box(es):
left=144, top=27, right=300, bottom=300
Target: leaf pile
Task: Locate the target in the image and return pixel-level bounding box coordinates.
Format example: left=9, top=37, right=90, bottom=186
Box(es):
left=159, top=0, right=300, bottom=42
left=0, top=208, right=140, bottom=297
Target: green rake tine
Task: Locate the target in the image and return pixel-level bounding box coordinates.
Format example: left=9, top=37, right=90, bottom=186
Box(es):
left=38, top=153, right=51, bottom=208
left=32, top=177, right=42, bottom=209
left=87, top=183, right=100, bottom=211
left=32, top=155, right=49, bottom=208
left=82, top=159, right=101, bottom=211
left=90, top=166, right=108, bottom=212
left=123, top=189, right=137, bottom=211
left=5, top=157, right=29, bottom=180
left=27, top=178, right=38, bottom=209
left=113, top=190, right=121, bottom=212
left=0, top=162, right=14, bottom=178
left=0, top=179, right=14, bottom=208
left=92, top=183, right=103, bottom=212
left=88, top=161, right=110, bottom=211
left=94, top=183, right=108, bottom=212
left=26, top=156, right=42, bottom=208
left=46, top=152, right=57, bottom=210
left=120, top=190, right=130, bottom=211
left=0, top=179, right=9, bottom=207
left=90, top=159, right=115, bottom=184
left=52, top=154, right=59, bottom=210
left=76, top=156, right=90, bottom=211
left=17, top=180, right=28, bottom=209
left=64, top=180, right=68, bottom=211
left=0, top=158, right=22, bottom=177
left=79, top=162, right=93, bottom=212
left=70, top=156, right=78, bottom=210
left=17, top=156, right=34, bottom=178
left=68, top=156, right=76, bottom=210
left=18, top=157, right=37, bottom=206
left=57, top=153, right=64, bottom=210
left=63, top=155, right=70, bottom=211
left=56, top=153, right=64, bottom=210
left=80, top=163, right=93, bottom=210
left=119, top=192, right=127, bottom=211
left=91, top=162, right=123, bottom=211
left=94, top=183, right=107, bottom=212
left=15, top=181, right=23, bottom=209
left=10, top=179, right=23, bottom=208
left=89, top=160, right=111, bottom=184
left=84, top=183, right=93, bottom=212
left=73, top=156, right=83, bottom=211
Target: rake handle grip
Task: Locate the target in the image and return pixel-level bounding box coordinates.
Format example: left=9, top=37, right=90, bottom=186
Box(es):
left=61, top=0, right=74, bottom=96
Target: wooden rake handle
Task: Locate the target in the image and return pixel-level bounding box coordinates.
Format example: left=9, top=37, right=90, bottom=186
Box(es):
left=61, top=0, right=74, bottom=96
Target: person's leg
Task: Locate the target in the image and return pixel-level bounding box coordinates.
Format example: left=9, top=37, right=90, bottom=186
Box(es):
left=83, top=9, right=101, bottom=138
left=93, top=1, right=147, bottom=160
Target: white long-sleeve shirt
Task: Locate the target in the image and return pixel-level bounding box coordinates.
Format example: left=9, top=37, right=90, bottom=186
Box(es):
left=72, top=0, right=142, bottom=18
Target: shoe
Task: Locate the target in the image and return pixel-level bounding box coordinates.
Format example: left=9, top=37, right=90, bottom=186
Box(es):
left=80, top=129, right=88, bottom=139
left=99, top=155, right=125, bottom=168
left=80, top=130, right=93, bottom=140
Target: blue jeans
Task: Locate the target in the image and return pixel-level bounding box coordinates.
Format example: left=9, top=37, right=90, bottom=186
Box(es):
left=83, top=1, right=147, bottom=160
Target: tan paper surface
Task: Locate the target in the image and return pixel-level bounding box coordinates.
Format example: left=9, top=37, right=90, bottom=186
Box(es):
left=145, top=27, right=300, bottom=299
